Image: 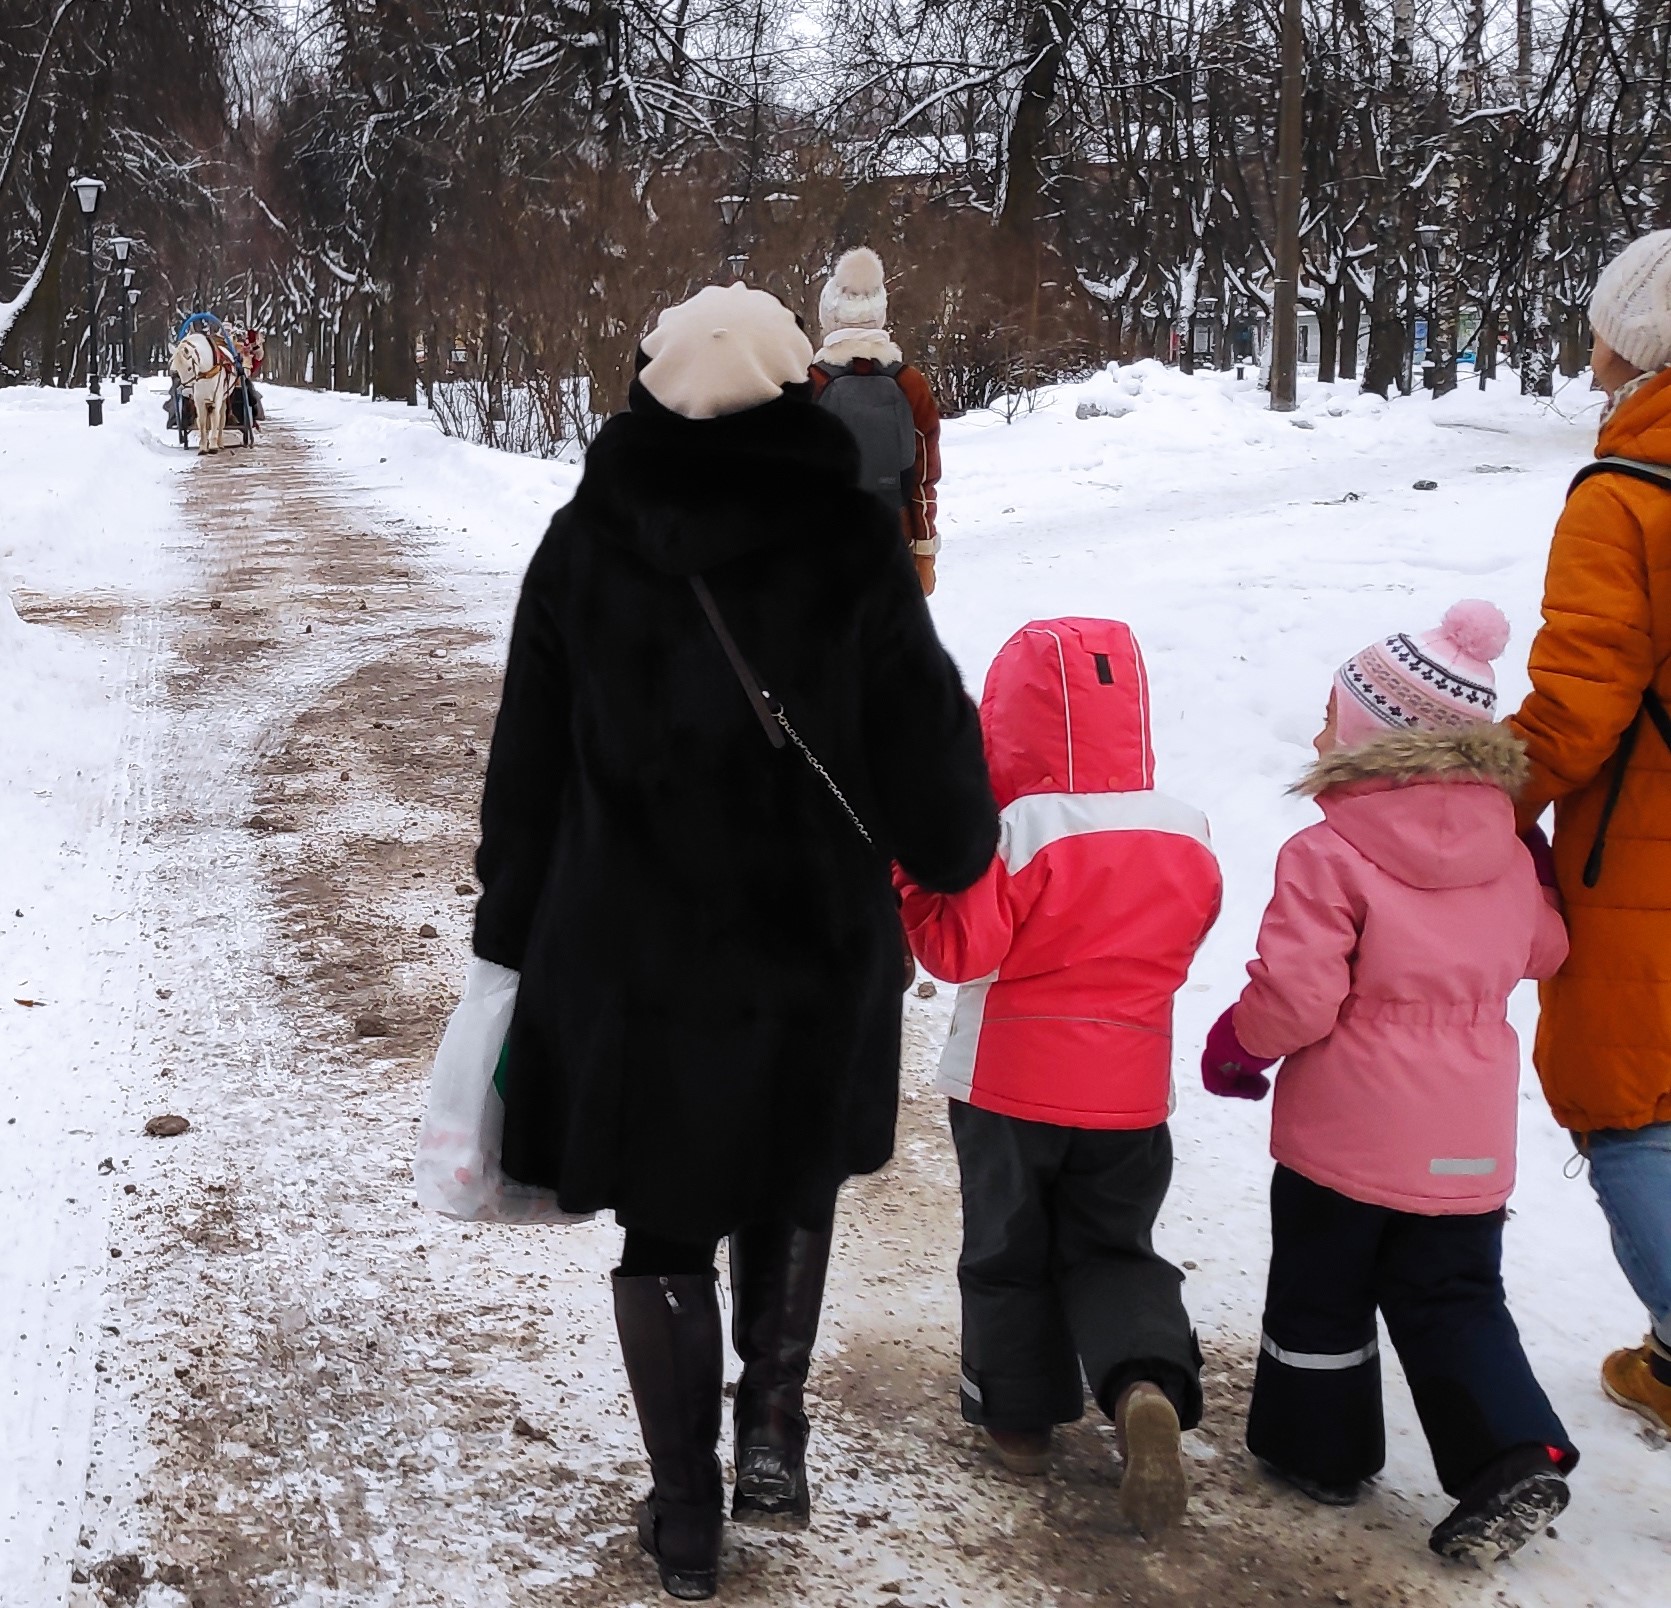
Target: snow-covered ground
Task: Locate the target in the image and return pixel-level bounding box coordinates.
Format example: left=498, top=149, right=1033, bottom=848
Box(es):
left=1, top=388, right=191, bottom=1604
left=4, top=363, right=1666, bottom=1607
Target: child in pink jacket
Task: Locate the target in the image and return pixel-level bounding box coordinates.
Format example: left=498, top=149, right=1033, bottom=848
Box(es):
left=1203, top=601, right=1576, bottom=1565
left=897, top=619, right=1221, bottom=1535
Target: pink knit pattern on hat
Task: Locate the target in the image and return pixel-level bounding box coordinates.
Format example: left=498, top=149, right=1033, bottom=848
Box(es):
left=1333, top=601, right=1510, bottom=745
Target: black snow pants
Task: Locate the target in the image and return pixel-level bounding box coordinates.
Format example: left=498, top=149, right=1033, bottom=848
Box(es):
left=1249, top=1166, right=1576, bottom=1495
left=949, top=1101, right=1201, bottom=1431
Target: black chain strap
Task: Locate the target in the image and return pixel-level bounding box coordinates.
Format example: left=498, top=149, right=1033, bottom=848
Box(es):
left=689, top=576, right=877, bottom=851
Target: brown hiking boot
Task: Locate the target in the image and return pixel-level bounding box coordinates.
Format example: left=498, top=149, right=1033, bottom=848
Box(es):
left=1115, top=1382, right=1188, bottom=1537
left=1602, top=1340, right=1671, bottom=1436
left=984, top=1426, right=1052, bottom=1475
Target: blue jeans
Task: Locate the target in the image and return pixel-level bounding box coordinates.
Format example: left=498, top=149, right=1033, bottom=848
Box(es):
left=1584, top=1123, right=1671, bottom=1348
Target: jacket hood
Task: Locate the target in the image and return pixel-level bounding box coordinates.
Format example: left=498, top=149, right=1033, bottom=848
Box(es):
left=1298, top=725, right=1528, bottom=890
left=574, top=379, right=860, bottom=574
left=1598, top=366, right=1671, bottom=462
left=980, top=618, right=1153, bottom=808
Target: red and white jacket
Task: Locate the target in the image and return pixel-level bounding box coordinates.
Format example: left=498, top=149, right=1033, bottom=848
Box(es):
left=897, top=619, right=1222, bottom=1129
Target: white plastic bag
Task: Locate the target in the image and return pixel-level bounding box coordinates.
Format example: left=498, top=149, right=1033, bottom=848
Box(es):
left=414, top=957, right=590, bottom=1225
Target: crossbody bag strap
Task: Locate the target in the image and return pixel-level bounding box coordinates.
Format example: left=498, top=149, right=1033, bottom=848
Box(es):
left=689, top=576, right=785, bottom=750
left=688, top=576, right=877, bottom=849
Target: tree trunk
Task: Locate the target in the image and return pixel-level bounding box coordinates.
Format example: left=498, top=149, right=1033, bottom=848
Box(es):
left=1557, top=308, right=1587, bottom=377
left=1363, top=259, right=1405, bottom=398
left=996, top=0, right=1071, bottom=271
left=1520, top=223, right=1554, bottom=396
left=1428, top=248, right=1458, bottom=397
left=1317, top=279, right=1340, bottom=384
left=1339, top=274, right=1362, bottom=380
left=1269, top=0, right=1304, bottom=410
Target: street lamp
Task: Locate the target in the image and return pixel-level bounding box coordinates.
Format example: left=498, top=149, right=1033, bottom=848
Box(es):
left=765, top=192, right=799, bottom=225
left=724, top=252, right=750, bottom=281
left=1415, top=225, right=1444, bottom=392
left=717, top=195, right=745, bottom=228
left=118, top=265, right=136, bottom=403
left=71, top=175, right=105, bottom=426
left=111, top=238, right=136, bottom=401
left=1194, top=294, right=1220, bottom=368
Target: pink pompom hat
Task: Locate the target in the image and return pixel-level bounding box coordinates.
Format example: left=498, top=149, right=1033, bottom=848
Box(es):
left=1333, top=600, right=1512, bottom=746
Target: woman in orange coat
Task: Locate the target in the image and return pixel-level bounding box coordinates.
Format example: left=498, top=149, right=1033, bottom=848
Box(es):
left=1509, top=230, right=1671, bottom=1436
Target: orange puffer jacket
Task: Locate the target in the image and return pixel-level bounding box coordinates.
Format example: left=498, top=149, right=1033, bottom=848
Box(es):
left=1510, top=369, right=1671, bottom=1134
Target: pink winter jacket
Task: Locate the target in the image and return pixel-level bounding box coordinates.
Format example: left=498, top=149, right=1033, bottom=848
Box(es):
left=1233, top=726, right=1570, bottom=1215
left=897, top=619, right=1222, bottom=1128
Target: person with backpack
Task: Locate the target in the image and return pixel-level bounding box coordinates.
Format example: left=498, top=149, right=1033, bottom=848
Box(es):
left=1508, top=229, right=1671, bottom=1438
left=471, top=283, right=997, bottom=1600
left=809, top=248, right=943, bottom=595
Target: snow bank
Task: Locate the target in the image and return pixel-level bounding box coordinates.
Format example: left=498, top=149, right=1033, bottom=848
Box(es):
left=265, top=385, right=580, bottom=584
left=0, top=382, right=183, bottom=1607
left=0, top=382, right=191, bottom=601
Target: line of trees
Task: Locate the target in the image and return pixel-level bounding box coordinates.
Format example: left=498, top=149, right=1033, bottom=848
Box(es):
left=3, top=0, right=1668, bottom=446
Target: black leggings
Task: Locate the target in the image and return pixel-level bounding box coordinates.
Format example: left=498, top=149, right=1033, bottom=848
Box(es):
left=620, top=1228, right=723, bottom=1277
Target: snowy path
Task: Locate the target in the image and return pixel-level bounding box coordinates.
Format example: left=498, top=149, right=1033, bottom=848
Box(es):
left=3, top=371, right=1663, bottom=1607
left=34, top=402, right=1452, bottom=1608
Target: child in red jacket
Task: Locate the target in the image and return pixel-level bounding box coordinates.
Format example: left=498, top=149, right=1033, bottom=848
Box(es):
left=896, top=618, right=1221, bottom=1534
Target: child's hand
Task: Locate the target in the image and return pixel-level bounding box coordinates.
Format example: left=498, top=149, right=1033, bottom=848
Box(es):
left=1202, top=1008, right=1277, bottom=1101
left=1520, top=825, right=1558, bottom=890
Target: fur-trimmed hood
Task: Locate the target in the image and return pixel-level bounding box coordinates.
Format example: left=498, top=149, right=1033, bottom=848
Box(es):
left=1296, top=725, right=1530, bottom=891
left=1295, top=722, right=1530, bottom=799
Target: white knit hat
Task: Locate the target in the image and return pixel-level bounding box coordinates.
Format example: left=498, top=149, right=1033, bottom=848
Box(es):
left=818, top=248, right=888, bottom=337
left=1590, top=231, right=1671, bottom=374
left=639, top=284, right=813, bottom=420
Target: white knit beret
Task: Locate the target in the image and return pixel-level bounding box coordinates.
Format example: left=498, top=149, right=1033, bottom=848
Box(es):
left=818, top=248, right=889, bottom=337
left=1590, top=231, right=1671, bottom=375
left=639, top=284, right=813, bottom=420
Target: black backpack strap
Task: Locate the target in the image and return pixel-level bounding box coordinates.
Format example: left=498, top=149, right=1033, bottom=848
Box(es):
left=1571, top=459, right=1671, bottom=885
left=1582, top=709, right=1645, bottom=888
left=689, top=576, right=785, bottom=750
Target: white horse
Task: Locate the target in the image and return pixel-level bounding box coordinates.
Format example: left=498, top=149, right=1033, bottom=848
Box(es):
left=169, top=331, right=232, bottom=455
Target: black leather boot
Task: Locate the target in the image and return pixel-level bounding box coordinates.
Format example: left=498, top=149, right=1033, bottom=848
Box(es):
left=612, top=1271, right=725, bottom=1600
left=728, top=1221, right=834, bottom=1527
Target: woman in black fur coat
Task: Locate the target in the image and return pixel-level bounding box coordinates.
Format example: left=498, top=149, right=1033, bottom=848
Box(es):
left=472, top=284, right=998, bottom=1599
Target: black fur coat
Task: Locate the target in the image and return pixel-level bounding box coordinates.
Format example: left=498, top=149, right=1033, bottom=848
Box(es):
left=473, top=383, right=998, bottom=1239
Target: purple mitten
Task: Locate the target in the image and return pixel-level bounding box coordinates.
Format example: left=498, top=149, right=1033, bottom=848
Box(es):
left=1521, top=825, right=1558, bottom=890
left=1202, top=1007, right=1277, bottom=1101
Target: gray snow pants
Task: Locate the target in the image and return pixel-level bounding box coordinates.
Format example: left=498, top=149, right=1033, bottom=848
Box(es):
left=949, top=1101, right=1202, bottom=1431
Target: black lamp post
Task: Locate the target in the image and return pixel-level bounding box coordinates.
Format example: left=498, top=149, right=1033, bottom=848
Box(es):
left=71, top=175, right=105, bottom=425
left=1415, top=223, right=1444, bottom=393
left=126, top=285, right=141, bottom=387
left=111, top=236, right=134, bottom=401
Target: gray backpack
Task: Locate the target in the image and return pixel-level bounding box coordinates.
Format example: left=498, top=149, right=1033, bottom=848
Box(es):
left=815, top=361, right=915, bottom=511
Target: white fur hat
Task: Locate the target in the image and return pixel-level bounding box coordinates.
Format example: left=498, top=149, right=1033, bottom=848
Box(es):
left=639, top=283, right=813, bottom=420
left=1590, top=231, right=1671, bottom=375
left=818, top=248, right=888, bottom=337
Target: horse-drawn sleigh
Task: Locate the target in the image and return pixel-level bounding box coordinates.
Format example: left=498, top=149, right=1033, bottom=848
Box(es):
left=167, top=318, right=263, bottom=455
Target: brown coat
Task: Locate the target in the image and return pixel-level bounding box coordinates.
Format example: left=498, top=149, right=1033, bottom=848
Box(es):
left=1510, top=369, right=1671, bottom=1134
